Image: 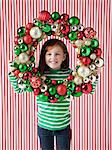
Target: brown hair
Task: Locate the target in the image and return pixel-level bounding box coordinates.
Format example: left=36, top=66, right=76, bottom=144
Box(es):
left=38, top=39, right=69, bottom=74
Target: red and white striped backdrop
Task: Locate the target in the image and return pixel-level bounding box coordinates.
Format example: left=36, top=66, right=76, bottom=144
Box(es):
left=0, top=0, right=112, bottom=150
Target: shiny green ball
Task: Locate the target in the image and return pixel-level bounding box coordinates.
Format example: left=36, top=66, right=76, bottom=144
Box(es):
left=69, top=17, right=80, bottom=25
left=17, top=27, right=26, bottom=37
left=91, top=39, right=99, bottom=49
left=49, top=86, right=56, bottom=95
left=14, top=46, right=21, bottom=56
left=73, top=92, right=82, bottom=97
left=20, top=43, right=28, bottom=52
left=27, top=86, right=33, bottom=92
left=34, top=20, right=43, bottom=27
left=67, top=82, right=75, bottom=91
left=30, top=56, right=35, bottom=62
left=51, top=12, right=60, bottom=21
left=58, top=96, right=64, bottom=101
left=19, top=64, right=27, bottom=72
left=81, top=46, right=91, bottom=56
left=42, top=24, right=51, bottom=33
left=37, top=94, right=48, bottom=102
left=68, top=31, right=77, bottom=41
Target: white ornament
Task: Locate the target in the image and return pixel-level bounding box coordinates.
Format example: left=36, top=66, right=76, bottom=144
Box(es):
left=95, top=58, right=104, bottom=68
left=30, top=27, right=42, bottom=39
left=18, top=53, right=29, bottom=63
left=90, top=53, right=97, bottom=60
left=75, top=40, right=83, bottom=48
left=89, top=63, right=96, bottom=70
left=78, top=66, right=91, bottom=78
left=84, top=39, right=91, bottom=46
left=74, top=75, right=83, bottom=85
left=41, top=84, right=47, bottom=92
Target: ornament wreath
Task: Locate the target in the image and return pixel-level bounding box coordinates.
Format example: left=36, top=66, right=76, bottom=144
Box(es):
left=8, top=10, right=104, bottom=102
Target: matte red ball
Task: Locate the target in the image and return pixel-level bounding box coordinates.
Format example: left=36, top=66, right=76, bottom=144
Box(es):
left=23, top=35, right=32, bottom=44
left=57, top=84, right=67, bottom=95
left=81, top=57, right=91, bottom=65
left=82, top=83, right=92, bottom=94
left=26, top=23, right=33, bottom=30
left=38, top=10, right=51, bottom=21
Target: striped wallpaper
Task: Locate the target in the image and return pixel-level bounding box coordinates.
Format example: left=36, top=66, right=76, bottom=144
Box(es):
left=0, top=0, right=112, bottom=150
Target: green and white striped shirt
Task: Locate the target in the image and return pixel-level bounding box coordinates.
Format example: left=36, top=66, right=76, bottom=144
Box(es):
left=36, top=68, right=72, bottom=131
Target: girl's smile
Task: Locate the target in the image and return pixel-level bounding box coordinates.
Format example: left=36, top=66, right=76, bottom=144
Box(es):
left=45, top=45, right=66, bottom=70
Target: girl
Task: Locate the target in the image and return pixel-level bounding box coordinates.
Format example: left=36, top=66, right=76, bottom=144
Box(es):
left=37, top=39, right=72, bottom=150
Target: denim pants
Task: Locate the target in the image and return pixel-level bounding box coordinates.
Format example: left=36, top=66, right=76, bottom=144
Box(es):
left=38, top=125, right=70, bottom=150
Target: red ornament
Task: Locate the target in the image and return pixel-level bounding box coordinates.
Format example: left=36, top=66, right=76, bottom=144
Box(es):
left=38, top=10, right=51, bottom=22
left=84, top=27, right=96, bottom=38
left=67, top=75, right=74, bottom=81
left=61, top=24, right=70, bottom=35
left=52, top=80, right=57, bottom=85
left=50, top=98, right=58, bottom=103
left=61, top=14, right=69, bottom=22
left=82, top=83, right=92, bottom=94
left=30, top=77, right=41, bottom=88
left=94, top=48, right=102, bottom=57
left=14, top=36, right=19, bottom=44
left=25, top=29, right=30, bottom=35
left=75, top=86, right=81, bottom=92
left=56, top=19, right=62, bottom=23
left=44, top=91, right=49, bottom=96
left=77, top=31, right=84, bottom=39
left=57, top=84, right=67, bottom=95
left=81, top=57, right=91, bottom=65
left=23, top=35, right=33, bottom=44
left=34, top=88, right=40, bottom=96
left=32, top=67, right=38, bottom=73
left=26, top=23, right=33, bottom=30
left=13, top=70, right=20, bottom=77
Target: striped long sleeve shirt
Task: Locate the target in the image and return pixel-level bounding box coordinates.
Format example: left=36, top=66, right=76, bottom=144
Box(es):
left=36, top=68, right=72, bottom=131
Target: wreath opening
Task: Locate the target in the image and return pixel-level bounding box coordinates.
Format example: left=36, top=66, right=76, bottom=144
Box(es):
left=8, top=10, right=104, bottom=103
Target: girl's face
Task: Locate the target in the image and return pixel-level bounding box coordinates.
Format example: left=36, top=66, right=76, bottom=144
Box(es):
left=45, top=45, right=66, bottom=70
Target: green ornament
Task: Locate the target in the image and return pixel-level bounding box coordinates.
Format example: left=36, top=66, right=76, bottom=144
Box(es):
left=57, top=80, right=63, bottom=84
left=20, top=43, right=28, bottom=52
left=73, top=92, right=82, bottom=97
left=51, top=12, right=60, bottom=21
left=69, top=17, right=80, bottom=25
left=19, top=64, right=27, bottom=72
left=91, top=39, right=99, bottom=49
left=58, top=96, right=64, bottom=101
left=80, top=46, right=91, bottom=56
left=49, top=86, right=56, bottom=95
left=67, top=82, right=75, bottom=91
left=68, top=31, right=77, bottom=41
left=28, top=67, right=32, bottom=71
left=37, top=94, right=48, bottom=102
left=17, top=27, right=26, bottom=37
left=14, top=45, right=21, bottom=56
left=13, top=62, right=19, bottom=68
left=42, top=24, right=51, bottom=33
left=34, top=20, right=43, bottom=27
left=55, top=94, right=60, bottom=98
left=67, top=90, right=72, bottom=96
left=45, top=31, right=52, bottom=36
left=27, top=86, right=33, bottom=92
left=45, top=79, right=51, bottom=84
left=30, top=56, right=35, bottom=62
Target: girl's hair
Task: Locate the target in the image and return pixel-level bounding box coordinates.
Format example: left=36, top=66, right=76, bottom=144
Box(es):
left=38, top=39, right=69, bottom=74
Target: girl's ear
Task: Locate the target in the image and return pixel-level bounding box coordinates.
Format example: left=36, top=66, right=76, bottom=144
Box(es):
left=63, top=54, right=66, bottom=61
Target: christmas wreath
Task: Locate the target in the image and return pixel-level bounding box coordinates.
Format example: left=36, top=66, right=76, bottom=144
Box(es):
left=8, top=10, right=104, bottom=102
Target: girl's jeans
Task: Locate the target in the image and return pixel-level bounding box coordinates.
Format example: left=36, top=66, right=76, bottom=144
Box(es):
left=38, top=125, right=70, bottom=150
